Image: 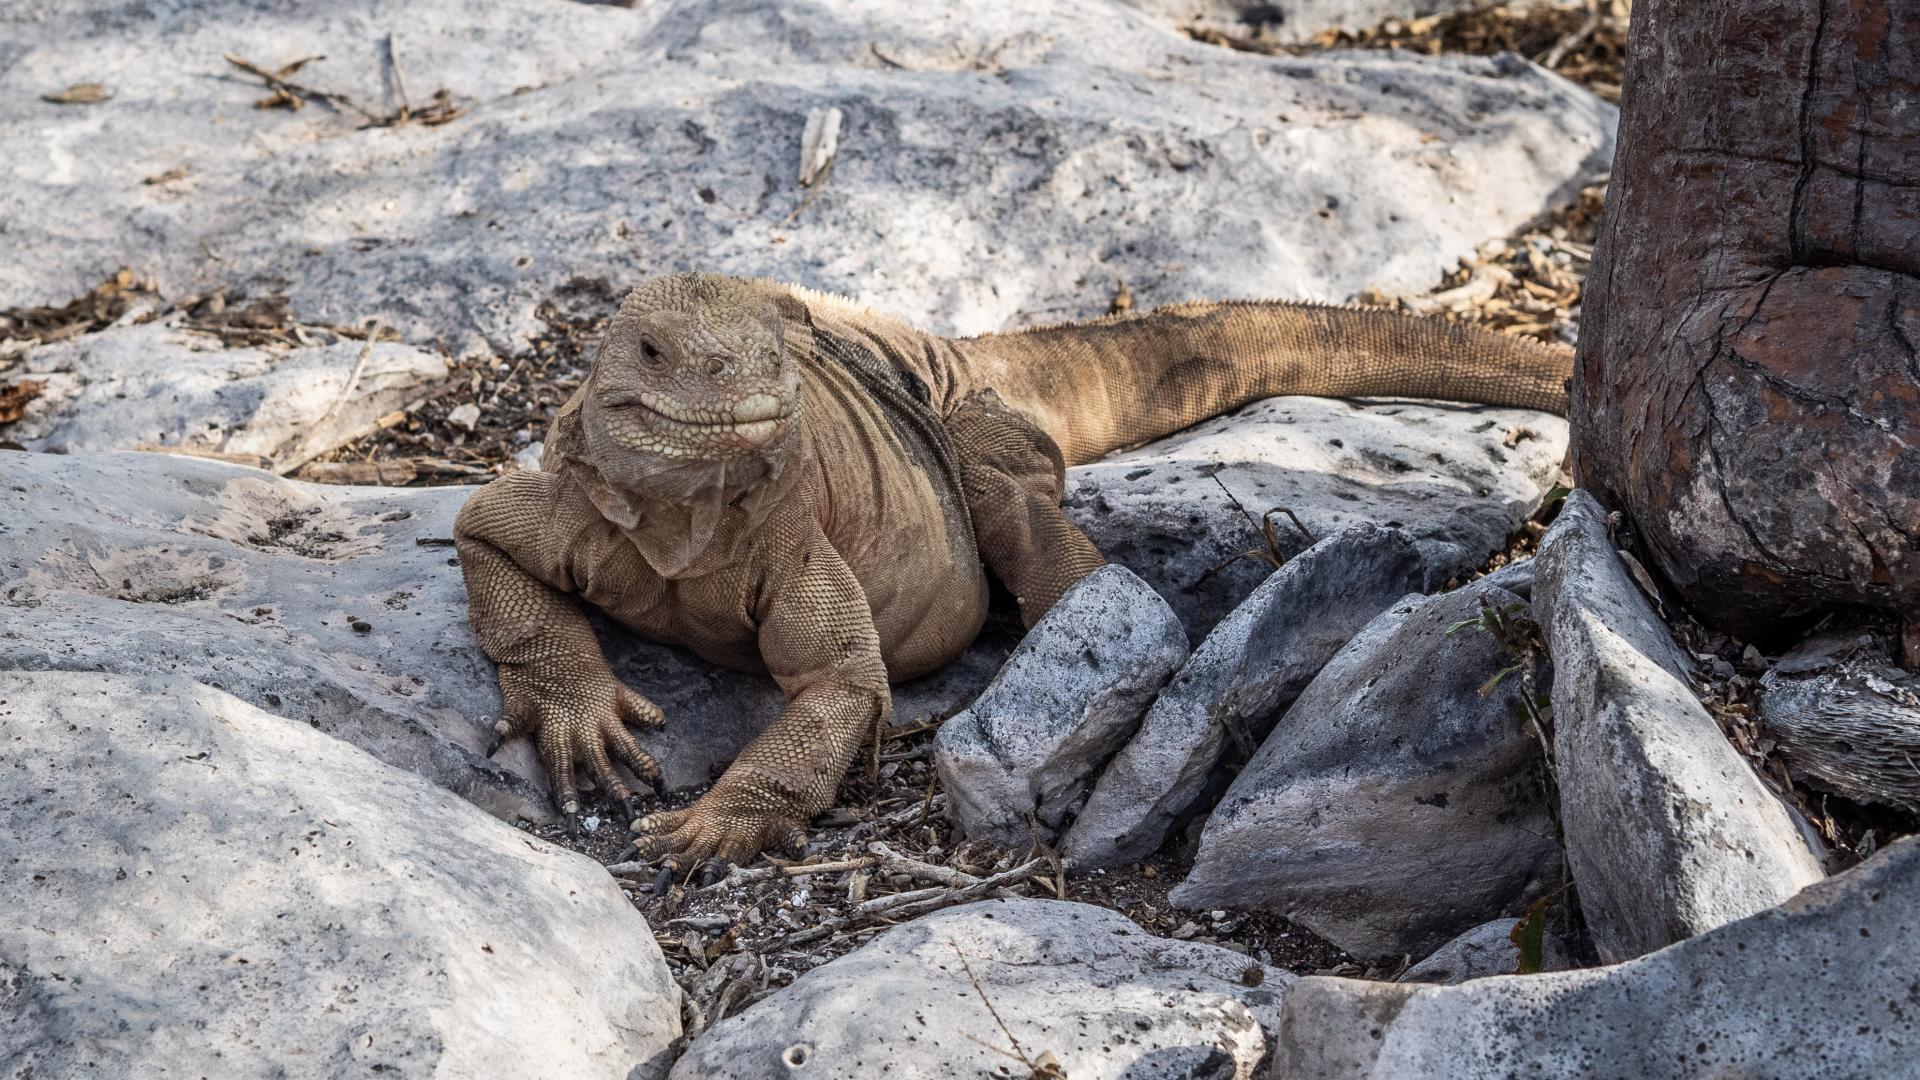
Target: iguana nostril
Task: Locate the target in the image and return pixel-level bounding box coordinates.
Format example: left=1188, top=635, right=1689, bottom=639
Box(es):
left=708, top=357, right=730, bottom=378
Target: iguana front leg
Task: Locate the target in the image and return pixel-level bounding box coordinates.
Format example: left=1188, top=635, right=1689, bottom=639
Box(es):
left=454, top=473, right=667, bottom=831
left=631, top=526, right=888, bottom=883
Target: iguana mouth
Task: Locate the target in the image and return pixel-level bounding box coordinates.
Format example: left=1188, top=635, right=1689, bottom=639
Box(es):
left=615, top=390, right=794, bottom=446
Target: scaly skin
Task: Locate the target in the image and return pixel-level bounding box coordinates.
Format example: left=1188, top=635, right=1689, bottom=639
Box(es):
left=455, top=272, right=1571, bottom=879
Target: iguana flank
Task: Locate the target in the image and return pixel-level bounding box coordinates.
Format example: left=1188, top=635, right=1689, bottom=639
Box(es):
left=454, top=272, right=1569, bottom=878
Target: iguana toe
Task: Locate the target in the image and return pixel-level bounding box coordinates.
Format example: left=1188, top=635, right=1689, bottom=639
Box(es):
left=496, top=663, right=667, bottom=822
left=629, top=792, right=800, bottom=870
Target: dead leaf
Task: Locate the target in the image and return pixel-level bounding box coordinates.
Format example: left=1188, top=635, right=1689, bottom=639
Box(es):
left=144, top=166, right=190, bottom=186
left=0, top=380, right=46, bottom=425
left=43, top=82, right=112, bottom=105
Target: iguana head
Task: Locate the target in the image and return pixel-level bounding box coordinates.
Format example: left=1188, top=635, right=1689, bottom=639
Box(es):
left=583, top=272, right=802, bottom=470
left=555, top=273, right=805, bottom=573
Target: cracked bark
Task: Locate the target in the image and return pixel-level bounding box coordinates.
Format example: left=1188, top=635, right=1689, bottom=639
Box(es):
left=1572, top=0, right=1920, bottom=638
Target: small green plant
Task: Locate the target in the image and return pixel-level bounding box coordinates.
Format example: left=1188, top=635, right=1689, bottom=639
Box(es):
left=1448, top=596, right=1554, bottom=763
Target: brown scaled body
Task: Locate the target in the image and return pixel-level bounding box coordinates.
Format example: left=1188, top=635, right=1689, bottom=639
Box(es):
left=454, top=272, right=1569, bottom=876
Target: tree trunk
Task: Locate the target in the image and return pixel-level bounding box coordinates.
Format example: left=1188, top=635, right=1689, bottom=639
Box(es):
left=1572, top=0, right=1920, bottom=639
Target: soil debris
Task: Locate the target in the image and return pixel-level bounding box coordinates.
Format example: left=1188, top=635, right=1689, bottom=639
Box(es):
left=1190, top=1, right=1630, bottom=103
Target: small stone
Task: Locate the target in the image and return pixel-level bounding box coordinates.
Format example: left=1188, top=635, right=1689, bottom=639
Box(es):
left=447, top=402, right=482, bottom=431
left=937, top=565, right=1187, bottom=847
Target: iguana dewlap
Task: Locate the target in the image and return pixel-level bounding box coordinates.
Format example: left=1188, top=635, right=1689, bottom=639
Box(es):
left=454, top=272, right=1569, bottom=876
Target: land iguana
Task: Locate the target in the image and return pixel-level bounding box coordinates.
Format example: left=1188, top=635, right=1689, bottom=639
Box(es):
left=454, top=272, right=1570, bottom=882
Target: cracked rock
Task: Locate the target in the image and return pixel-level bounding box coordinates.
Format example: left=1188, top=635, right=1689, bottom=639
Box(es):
left=1064, top=397, right=1567, bottom=635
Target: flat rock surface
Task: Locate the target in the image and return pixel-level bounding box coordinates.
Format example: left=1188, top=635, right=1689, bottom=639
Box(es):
left=670, top=898, right=1292, bottom=1080
left=0, top=450, right=1005, bottom=820
left=1, top=0, right=1613, bottom=357
left=4, top=317, right=448, bottom=467
left=1275, top=836, right=1920, bottom=1079
left=1065, top=397, right=1567, bottom=634
left=1532, top=489, right=1823, bottom=962
left=1063, top=523, right=1429, bottom=869
left=937, top=565, right=1189, bottom=848
left=1174, top=581, right=1561, bottom=958
left=0, top=670, right=680, bottom=1079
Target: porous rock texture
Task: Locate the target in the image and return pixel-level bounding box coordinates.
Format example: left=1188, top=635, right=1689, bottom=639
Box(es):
left=1, top=0, right=1613, bottom=360
left=0, top=670, right=680, bottom=1079
left=1066, top=397, right=1567, bottom=634
left=936, top=565, right=1189, bottom=848
left=1532, top=490, right=1823, bottom=962
left=1174, top=581, right=1561, bottom=959
left=3, top=318, right=448, bottom=467
left=0, top=450, right=1004, bottom=820
left=1273, top=836, right=1920, bottom=1079
left=1063, top=523, right=1429, bottom=869
left=669, top=898, right=1291, bottom=1080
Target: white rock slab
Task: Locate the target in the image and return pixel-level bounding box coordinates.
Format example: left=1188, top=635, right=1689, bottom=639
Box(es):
left=1274, top=836, right=1920, bottom=1079
left=670, top=898, right=1291, bottom=1080
left=0, top=0, right=1614, bottom=355
left=0, top=670, right=680, bottom=1079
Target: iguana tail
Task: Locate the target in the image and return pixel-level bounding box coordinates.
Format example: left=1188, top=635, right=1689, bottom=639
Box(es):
left=946, top=300, right=1571, bottom=466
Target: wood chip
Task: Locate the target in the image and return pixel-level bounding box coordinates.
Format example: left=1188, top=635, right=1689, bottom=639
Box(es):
left=43, top=82, right=112, bottom=105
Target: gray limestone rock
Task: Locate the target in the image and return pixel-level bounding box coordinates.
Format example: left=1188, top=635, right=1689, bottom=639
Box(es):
left=936, top=565, right=1189, bottom=848
left=1063, top=523, right=1429, bottom=869
left=1274, top=836, right=1920, bottom=1079
left=1531, top=490, right=1823, bottom=962
left=1173, top=582, right=1561, bottom=958
left=670, top=898, right=1291, bottom=1080
left=1064, top=398, right=1567, bottom=634
left=4, top=318, right=448, bottom=467
left=0, top=670, right=681, bottom=1079
left=1, top=0, right=1613, bottom=357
